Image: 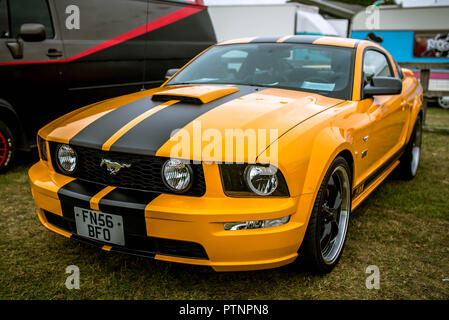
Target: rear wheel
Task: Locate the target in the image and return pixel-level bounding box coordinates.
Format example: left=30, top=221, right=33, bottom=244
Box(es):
left=437, top=96, right=449, bottom=109
left=299, top=156, right=352, bottom=274
left=0, top=120, right=15, bottom=173
left=397, top=115, right=422, bottom=180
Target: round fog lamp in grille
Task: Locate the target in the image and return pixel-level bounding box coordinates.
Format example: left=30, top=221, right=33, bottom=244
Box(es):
left=162, top=159, right=193, bottom=193
left=245, top=165, right=278, bottom=196
left=56, top=144, right=77, bottom=174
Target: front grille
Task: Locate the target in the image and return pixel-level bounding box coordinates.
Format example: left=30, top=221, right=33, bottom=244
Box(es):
left=50, top=143, right=206, bottom=196
left=43, top=211, right=209, bottom=260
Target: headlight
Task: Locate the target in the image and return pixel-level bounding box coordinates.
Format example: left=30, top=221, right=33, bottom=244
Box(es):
left=219, top=164, right=289, bottom=197
left=224, top=216, right=290, bottom=230
left=56, top=144, right=77, bottom=174
left=161, top=159, right=193, bottom=193
left=245, top=165, right=278, bottom=196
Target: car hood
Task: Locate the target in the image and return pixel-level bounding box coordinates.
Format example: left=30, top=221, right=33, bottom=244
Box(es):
left=41, top=84, right=344, bottom=162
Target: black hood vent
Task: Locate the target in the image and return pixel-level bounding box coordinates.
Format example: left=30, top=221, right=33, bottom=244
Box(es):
left=151, top=94, right=203, bottom=104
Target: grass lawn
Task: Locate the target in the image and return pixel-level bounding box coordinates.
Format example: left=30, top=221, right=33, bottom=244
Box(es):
left=425, top=106, right=449, bottom=128
left=0, top=132, right=448, bottom=300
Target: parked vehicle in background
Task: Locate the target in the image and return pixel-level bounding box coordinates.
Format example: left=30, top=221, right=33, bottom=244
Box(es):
left=208, top=2, right=339, bottom=43
left=0, top=0, right=215, bottom=173
left=351, top=4, right=449, bottom=109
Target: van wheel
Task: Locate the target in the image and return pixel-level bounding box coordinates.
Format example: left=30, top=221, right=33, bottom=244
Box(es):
left=397, top=115, right=422, bottom=180
left=299, top=156, right=352, bottom=274
left=437, top=96, right=449, bottom=109
left=0, top=120, right=15, bottom=173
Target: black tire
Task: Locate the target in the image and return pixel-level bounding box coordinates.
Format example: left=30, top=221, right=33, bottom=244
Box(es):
left=299, top=156, right=352, bottom=274
left=396, top=115, right=422, bottom=180
left=0, top=120, right=15, bottom=173
left=437, top=96, right=449, bottom=110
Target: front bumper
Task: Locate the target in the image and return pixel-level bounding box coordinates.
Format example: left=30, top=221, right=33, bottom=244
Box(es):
left=29, top=160, right=313, bottom=271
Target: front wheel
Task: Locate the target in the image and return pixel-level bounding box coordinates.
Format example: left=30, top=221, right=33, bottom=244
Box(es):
left=299, top=156, right=352, bottom=274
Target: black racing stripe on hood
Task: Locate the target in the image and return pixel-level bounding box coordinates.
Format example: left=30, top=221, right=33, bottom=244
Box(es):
left=69, top=96, right=162, bottom=149
left=107, top=85, right=259, bottom=156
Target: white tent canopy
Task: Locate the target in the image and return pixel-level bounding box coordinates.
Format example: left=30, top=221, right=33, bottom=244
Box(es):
left=204, top=0, right=288, bottom=5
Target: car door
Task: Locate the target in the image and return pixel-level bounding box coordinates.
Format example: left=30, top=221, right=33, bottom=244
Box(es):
left=362, top=48, right=409, bottom=169
left=144, top=0, right=216, bottom=87
left=53, top=0, right=148, bottom=109
left=56, top=0, right=215, bottom=109
left=0, top=0, right=66, bottom=140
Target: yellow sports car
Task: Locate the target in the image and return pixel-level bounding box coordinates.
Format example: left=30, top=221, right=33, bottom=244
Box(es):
left=29, top=36, right=423, bottom=273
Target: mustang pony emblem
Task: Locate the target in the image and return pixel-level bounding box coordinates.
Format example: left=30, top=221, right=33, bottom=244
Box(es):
left=100, top=159, right=131, bottom=175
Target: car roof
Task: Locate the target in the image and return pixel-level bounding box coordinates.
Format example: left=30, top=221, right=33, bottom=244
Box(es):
left=217, top=35, right=361, bottom=48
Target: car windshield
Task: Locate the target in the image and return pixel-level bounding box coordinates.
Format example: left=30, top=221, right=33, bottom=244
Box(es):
left=168, top=43, right=355, bottom=100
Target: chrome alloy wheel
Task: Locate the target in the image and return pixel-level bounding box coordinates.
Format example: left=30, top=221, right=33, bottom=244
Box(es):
left=319, top=166, right=351, bottom=265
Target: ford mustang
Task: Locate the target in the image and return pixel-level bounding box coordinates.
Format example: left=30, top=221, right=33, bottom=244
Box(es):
left=29, top=36, right=423, bottom=273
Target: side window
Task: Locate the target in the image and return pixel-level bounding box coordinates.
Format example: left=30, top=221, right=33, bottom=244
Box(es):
left=9, top=0, right=54, bottom=39
left=0, top=0, right=9, bottom=38
left=363, top=50, right=393, bottom=83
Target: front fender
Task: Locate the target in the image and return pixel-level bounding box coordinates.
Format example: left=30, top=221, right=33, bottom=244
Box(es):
left=259, top=111, right=354, bottom=201
left=406, top=81, right=424, bottom=143
left=302, top=126, right=353, bottom=195
left=258, top=113, right=354, bottom=229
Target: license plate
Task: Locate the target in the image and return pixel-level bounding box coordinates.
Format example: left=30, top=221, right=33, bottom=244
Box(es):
left=74, top=207, right=125, bottom=246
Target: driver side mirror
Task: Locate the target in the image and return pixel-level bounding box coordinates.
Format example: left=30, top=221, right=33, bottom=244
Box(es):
left=19, top=23, right=46, bottom=42
left=165, top=68, right=179, bottom=80
left=364, top=76, right=402, bottom=97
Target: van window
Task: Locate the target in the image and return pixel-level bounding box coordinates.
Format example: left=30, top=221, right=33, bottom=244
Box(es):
left=9, top=0, right=54, bottom=39
left=0, top=0, right=8, bottom=38
left=363, top=50, right=393, bottom=83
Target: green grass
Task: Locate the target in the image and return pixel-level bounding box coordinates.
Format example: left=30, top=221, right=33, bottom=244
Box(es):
left=426, top=106, right=449, bottom=128
left=1, top=132, right=448, bottom=299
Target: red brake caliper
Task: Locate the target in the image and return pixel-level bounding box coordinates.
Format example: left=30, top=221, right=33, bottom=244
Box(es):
left=0, top=132, right=7, bottom=167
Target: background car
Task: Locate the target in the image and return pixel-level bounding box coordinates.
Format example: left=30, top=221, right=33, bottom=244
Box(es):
left=0, top=0, right=215, bottom=172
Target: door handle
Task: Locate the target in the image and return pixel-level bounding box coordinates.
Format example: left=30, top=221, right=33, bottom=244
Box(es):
left=47, top=48, right=63, bottom=58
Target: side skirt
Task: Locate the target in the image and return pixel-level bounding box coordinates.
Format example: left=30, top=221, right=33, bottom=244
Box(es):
left=351, top=160, right=400, bottom=211
left=351, top=145, right=406, bottom=211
